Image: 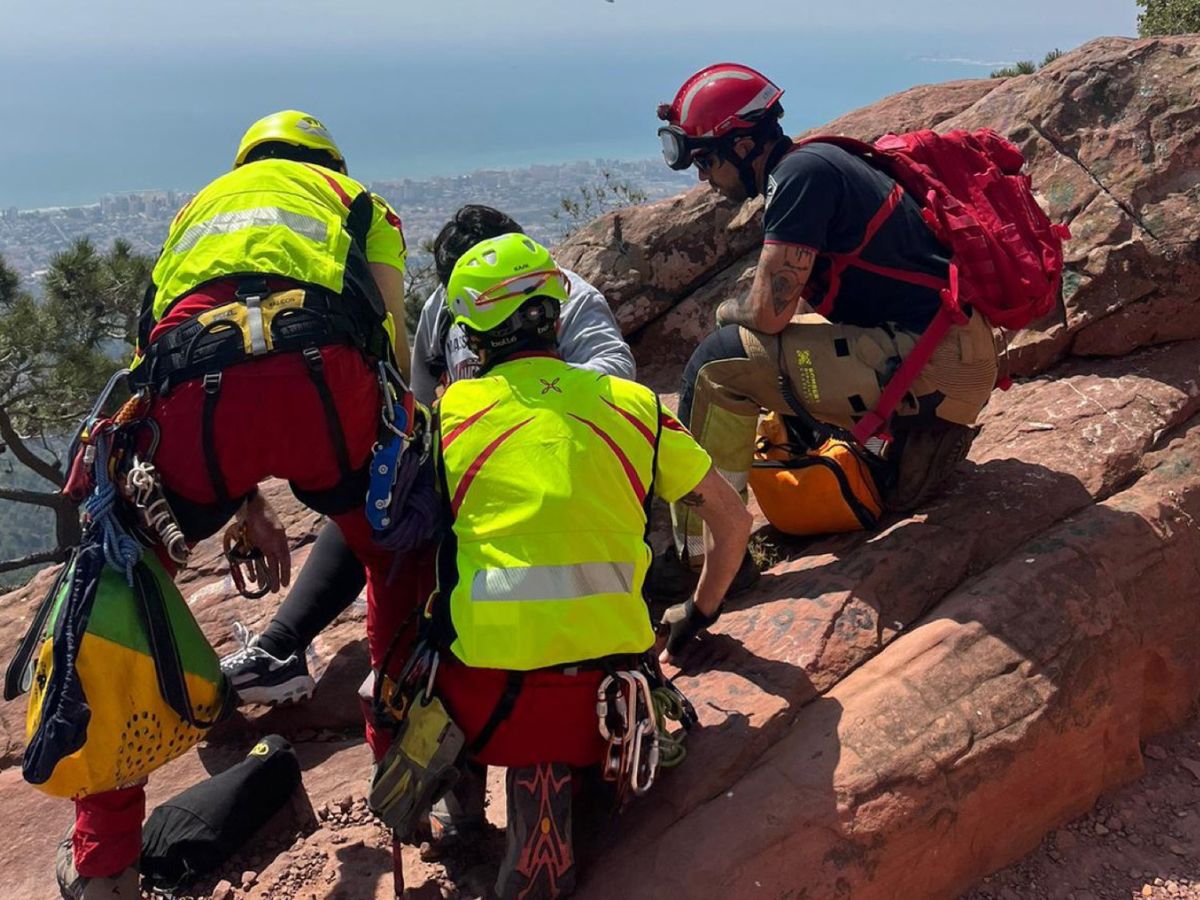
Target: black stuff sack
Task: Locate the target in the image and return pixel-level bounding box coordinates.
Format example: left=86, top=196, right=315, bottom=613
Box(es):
left=141, top=734, right=301, bottom=892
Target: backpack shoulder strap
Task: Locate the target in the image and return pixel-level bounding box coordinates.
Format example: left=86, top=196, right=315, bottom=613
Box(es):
left=132, top=560, right=224, bottom=728
left=3, top=549, right=76, bottom=701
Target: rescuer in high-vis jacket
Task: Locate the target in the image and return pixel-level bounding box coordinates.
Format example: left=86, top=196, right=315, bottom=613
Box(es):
left=424, top=234, right=752, bottom=899
left=55, top=111, right=427, bottom=900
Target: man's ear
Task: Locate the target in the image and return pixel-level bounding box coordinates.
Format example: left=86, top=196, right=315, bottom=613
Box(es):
left=733, top=136, right=756, bottom=160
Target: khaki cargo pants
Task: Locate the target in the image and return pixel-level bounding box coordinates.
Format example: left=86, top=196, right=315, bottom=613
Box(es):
left=673, top=311, right=997, bottom=558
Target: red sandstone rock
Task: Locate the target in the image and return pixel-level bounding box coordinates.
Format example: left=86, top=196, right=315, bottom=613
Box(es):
left=577, top=416, right=1200, bottom=900
left=2, top=36, right=1200, bottom=900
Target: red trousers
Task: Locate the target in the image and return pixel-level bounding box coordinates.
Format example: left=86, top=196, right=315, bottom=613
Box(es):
left=72, top=345, right=428, bottom=877
left=436, top=659, right=608, bottom=770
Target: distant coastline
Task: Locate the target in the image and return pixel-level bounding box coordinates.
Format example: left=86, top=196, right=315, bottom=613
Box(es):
left=0, top=157, right=693, bottom=281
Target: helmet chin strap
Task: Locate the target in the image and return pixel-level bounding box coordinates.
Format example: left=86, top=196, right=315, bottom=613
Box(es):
left=735, top=142, right=765, bottom=199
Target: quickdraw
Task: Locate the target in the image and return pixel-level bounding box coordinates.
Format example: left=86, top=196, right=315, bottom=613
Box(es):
left=222, top=523, right=269, bottom=600
left=596, top=670, right=660, bottom=800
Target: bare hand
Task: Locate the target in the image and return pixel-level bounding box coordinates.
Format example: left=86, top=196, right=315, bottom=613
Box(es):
left=232, top=491, right=291, bottom=593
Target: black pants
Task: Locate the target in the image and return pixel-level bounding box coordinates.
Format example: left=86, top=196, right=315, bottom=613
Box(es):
left=257, top=522, right=366, bottom=659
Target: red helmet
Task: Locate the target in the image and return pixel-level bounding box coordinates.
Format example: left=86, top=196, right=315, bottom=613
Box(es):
left=657, top=63, right=783, bottom=170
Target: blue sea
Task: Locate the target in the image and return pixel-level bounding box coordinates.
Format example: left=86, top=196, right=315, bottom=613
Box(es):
left=0, top=26, right=1114, bottom=210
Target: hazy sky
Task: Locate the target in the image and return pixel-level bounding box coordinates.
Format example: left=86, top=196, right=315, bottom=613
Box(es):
left=0, top=0, right=1142, bottom=207
left=1, top=0, right=1139, bottom=54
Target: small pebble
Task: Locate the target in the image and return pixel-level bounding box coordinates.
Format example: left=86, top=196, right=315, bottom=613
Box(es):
left=1094, top=823, right=1109, bottom=836
left=241, top=870, right=258, bottom=889
left=211, top=880, right=234, bottom=900
left=1145, top=744, right=1169, bottom=761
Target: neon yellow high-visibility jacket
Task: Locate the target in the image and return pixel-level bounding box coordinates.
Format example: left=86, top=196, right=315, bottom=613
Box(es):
left=149, top=158, right=406, bottom=321
left=433, top=354, right=712, bottom=671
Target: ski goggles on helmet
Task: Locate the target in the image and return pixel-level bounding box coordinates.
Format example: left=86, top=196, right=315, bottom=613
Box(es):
left=658, top=125, right=716, bottom=172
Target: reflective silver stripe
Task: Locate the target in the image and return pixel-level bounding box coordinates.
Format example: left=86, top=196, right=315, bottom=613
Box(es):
left=472, top=562, right=634, bottom=602
left=171, top=207, right=329, bottom=254
left=716, top=465, right=749, bottom=494
left=680, top=70, right=752, bottom=132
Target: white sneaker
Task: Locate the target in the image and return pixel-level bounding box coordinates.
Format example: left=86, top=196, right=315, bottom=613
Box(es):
left=219, top=622, right=316, bottom=706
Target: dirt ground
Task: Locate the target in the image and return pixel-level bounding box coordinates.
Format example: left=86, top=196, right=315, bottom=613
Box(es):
left=962, top=714, right=1200, bottom=900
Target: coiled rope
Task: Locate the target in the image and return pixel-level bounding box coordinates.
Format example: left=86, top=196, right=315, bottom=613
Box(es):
left=82, top=429, right=141, bottom=585
left=652, top=686, right=690, bottom=768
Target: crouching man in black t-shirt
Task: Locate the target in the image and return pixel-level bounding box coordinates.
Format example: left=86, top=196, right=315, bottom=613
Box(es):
left=651, top=63, right=998, bottom=597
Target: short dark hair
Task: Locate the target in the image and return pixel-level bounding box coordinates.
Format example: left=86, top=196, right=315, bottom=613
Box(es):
left=434, top=205, right=524, bottom=287
left=241, top=141, right=345, bottom=173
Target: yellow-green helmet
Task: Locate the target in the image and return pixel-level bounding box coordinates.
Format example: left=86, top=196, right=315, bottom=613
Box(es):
left=446, top=234, right=570, bottom=335
left=234, top=110, right=346, bottom=172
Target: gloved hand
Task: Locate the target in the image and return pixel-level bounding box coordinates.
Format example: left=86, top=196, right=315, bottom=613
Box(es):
left=660, top=597, right=722, bottom=662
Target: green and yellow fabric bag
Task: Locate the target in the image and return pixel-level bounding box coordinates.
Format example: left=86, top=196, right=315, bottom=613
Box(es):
left=4, top=539, right=228, bottom=800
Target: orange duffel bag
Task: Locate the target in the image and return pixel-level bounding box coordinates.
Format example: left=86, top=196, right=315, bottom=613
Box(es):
left=749, top=413, right=884, bottom=536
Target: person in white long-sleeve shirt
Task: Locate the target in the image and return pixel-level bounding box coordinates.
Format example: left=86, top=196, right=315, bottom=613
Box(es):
left=219, top=205, right=635, bottom=708
left=411, top=216, right=633, bottom=405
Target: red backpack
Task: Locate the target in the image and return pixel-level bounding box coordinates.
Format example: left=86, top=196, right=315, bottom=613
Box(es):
left=795, top=129, right=1071, bottom=444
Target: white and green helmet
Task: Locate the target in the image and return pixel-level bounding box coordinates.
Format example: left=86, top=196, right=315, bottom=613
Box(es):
left=446, top=233, right=570, bottom=334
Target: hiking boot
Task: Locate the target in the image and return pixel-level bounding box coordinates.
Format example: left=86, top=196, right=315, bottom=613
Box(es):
left=56, top=831, right=140, bottom=900
left=886, top=422, right=978, bottom=513
left=497, top=763, right=576, bottom=900
left=219, top=622, right=315, bottom=706
left=643, top=545, right=761, bottom=604
left=419, top=765, right=488, bottom=861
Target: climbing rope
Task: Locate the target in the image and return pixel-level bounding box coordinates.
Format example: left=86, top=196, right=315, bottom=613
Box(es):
left=651, top=686, right=690, bottom=769
left=82, top=429, right=141, bottom=585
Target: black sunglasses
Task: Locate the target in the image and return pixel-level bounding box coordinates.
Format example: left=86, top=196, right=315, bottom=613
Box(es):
left=692, top=149, right=719, bottom=173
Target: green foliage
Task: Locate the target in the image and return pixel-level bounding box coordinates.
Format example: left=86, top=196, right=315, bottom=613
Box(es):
left=2, top=239, right=146, bottom=438
left=991, top=48, right=1066, bottom=79
left=991, top=60, right=1037, bottom=78
left=552, top=169, right=649, bottom=240
left=1137, top=0, right=1200, bottom=35
left=0, top=239, right=151, bottom=577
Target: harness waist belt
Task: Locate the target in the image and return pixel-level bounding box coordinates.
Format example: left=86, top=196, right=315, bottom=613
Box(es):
left=135, top=286, right=370, bottom=394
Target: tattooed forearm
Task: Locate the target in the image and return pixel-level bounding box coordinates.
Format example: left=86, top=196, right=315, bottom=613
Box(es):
left=678, top=490, right=706, bottom=508
left=746, top=243, right=817, bottom=333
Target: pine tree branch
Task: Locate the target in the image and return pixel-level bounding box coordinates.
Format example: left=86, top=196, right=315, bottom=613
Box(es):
left=0, top=547, right=68, bottom=576
left=0, top=405, right=65, bottom=487
left=0, top=486, right=64, bottom=508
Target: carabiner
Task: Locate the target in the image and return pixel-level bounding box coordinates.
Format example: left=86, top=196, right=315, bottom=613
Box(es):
left=630, top=719, right=660, bottom=795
